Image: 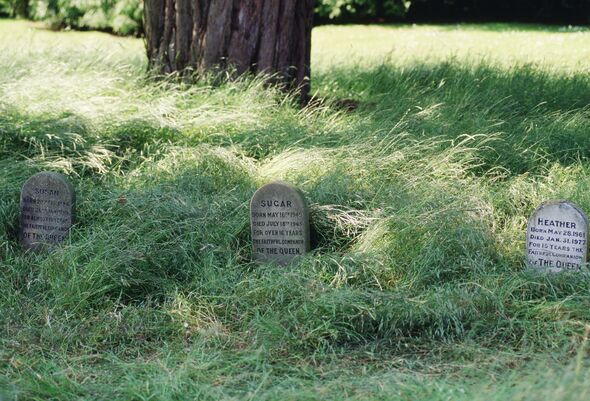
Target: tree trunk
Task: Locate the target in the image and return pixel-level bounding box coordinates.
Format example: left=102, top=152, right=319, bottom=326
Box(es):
left=144, top=0, right=314, bottom=103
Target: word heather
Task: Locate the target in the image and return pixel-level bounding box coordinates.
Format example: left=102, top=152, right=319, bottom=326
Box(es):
left=526, top=200, right=588, bottom=272
left=20, top=172, right=75, bottom=251
left=250, top=181, right=310, bottom=265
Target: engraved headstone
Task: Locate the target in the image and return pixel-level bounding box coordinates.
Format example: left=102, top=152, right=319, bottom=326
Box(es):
left=526, top=200, right=588, bottom=272
left=20, top=172, right=75, bottom=251
left=250, top=181, right=310, bottom=265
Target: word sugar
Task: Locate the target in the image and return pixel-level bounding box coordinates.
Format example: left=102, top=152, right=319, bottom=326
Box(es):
left=250, top=181, right=310, bottom=265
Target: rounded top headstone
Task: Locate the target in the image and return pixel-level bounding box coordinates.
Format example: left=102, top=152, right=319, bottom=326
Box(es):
left=526, top=200, right=588, bottom=272
left=250, top=181, right=310, bottom=266
left=20, top=171, right=75, bottom=251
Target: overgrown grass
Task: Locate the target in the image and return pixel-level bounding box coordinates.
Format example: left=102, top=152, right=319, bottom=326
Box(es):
left=1, top=20, right=590, bottom=400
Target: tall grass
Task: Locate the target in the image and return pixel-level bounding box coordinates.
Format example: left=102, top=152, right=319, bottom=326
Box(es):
left=1, top=20, right=590, bottom=400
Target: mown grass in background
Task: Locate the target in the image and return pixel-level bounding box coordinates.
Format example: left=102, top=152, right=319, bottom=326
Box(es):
left=1, top=20, right=590, bottom=400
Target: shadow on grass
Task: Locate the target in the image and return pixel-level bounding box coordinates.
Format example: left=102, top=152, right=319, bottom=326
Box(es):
left=1, top=58, right=590, bottom=178
left=316, top=22, right=590, bottom=33
left=423, top=22, right=590, bottom=33
left=0, top=106, right=181, bottom=173
left=2, top=79, right=590, bottom=355
left=312, top=60, right=590, bottom=175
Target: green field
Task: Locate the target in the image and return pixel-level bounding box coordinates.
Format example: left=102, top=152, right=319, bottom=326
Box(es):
left=2, top=19, right=590, bottom=400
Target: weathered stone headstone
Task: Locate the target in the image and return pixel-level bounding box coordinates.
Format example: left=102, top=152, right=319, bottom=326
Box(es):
left=250, top=181, right=310, bottom=265
left=526, top=200, right=588, bottom=272
left=20, top=172, right=75, bottom=251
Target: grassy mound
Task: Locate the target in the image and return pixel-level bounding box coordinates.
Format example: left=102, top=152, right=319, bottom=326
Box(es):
left=1, top=20, right=590, bottom=400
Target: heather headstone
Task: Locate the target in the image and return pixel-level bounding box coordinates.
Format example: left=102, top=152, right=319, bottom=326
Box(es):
left=250, top=181, right=310, bottom=265
left=20, top=172, right=75, bottom=251
left=526, top=200, right=588, bottom=272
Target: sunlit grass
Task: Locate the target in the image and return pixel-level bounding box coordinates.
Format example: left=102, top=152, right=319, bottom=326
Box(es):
left=1, top=19, right=590, bottom=400
left=313, top=23, right=590, bottom=72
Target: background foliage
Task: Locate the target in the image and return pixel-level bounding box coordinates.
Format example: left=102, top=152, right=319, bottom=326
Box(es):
left=407, top=0, right=590, bottom=24
left=0, top=0, right=143, bottom=35
left=316, top=0, right=411, bottom=20
left=315, top=0, right=590, bottom=24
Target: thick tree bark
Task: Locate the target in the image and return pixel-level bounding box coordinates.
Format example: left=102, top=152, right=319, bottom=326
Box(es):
left=144, top=0, right=314, bottom=103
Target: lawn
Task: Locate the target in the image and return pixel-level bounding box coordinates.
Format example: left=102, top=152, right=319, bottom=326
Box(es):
left=1, top=19, right=590, bottom=400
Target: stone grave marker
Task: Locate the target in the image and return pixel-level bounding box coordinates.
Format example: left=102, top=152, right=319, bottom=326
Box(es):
left=20, top=172, right=75, bottom=251
left=526, top=200, right=588, bottom=272
left=250, top=181, right=310, bottom=265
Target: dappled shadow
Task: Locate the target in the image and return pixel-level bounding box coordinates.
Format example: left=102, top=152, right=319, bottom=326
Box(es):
left=406, top=22, right=590, bottom=33
left=211, top=58, right=590, bottom=176
left=0, top=106, right=181, bottom=172
left=3, top=61, right=590, bottom=356
left=309, top=60, right=590, bottom=175
left=2, top=55, right=590, bottom=178
left=441, top=22, right=590, bottom=33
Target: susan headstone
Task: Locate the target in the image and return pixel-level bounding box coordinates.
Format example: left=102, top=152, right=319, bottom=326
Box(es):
left=20, top=172, right=75, bottom=251
left=250, top=181, right=310, bottom=265
left=526, top=200, right=588, bottom=272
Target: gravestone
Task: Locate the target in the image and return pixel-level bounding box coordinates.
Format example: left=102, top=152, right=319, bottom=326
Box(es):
left=250, top=181, right=310, bottom=265
left=526, top=200, right=588, bottom=272
left=20, top=172, right=75, bottom=251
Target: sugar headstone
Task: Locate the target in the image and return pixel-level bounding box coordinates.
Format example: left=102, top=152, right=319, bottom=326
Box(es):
left=526, top=200, right=588, bottom=272
left=20, top=172, right=75, bottom=251
left=250, top=181, right=310, bottom=265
